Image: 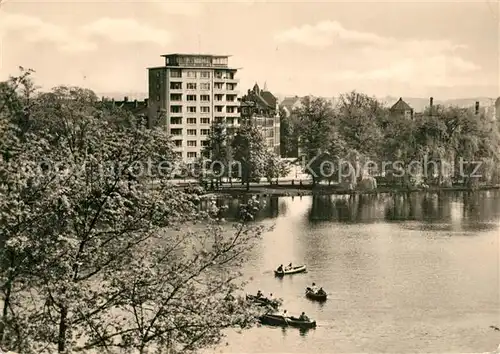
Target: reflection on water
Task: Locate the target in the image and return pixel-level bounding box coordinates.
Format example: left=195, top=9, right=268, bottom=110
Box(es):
left=212, top=191, right=500, bottom=232
left=208, top=190, right=500, bottom=354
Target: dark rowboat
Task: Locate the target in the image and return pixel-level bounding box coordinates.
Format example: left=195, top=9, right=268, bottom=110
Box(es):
left=258, top=314, right=316, bottom=329
left=246, top=295, right=280, bottom=309
left=305, top=288, right=327, bottom=301
left=274, top=265, right=307, bottom=276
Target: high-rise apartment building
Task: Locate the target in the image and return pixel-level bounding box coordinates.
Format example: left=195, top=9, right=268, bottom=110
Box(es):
left=147, top=54, right=240, bottom=161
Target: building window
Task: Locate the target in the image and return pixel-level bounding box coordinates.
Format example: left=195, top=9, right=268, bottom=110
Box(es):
left=174, top=140, right=182, bottom=147
left=187, top=83, right=197, bottom=90
left=226, top=95, right=236, bottom=102
left=215, top=106, right=223, bottom=112
left=187, top=152, right=197, bottom=158
left=201, top=140, right=210, bottom=147
left=170, top=70, right=181, bottom=78
left=170, top=117, right=182, bottom=125
left=200, top=106, right=210, bottom=113
left=226, top=107, right=235, bottom=113
left=186, top=71, right=197, bottom=78
left=170, top=106, right=182, bottom=113
left=226, top=83, right=235, bottom=90
left=214, top=94, right=224, bottom=101
left=170, top=82, right=182, bottom=90
left=200, top=71, right=210, bottom=79
left=215, top=117, right=224, bottom=123
left=170, top=128, right=182, bottom=135
left=188, top=106, right=196, bottom=113
left=214, top=71, right=224, bottom=79
left=200, top=95, right=210, bottom=102
left=170, top=94, right=182, bottom=101
left=201, top=117, right=210, bottom=124
left=187, top=118, right=197, bottom=124
left=187, top=94, right=197, bottom=101
left=200, top=83, right=210, bottom=90
left=201, top=129, right=210, bottom=136
left=214, top=83, right=223, bottom=90
left=213, top=57, right=228, bottom=66
left=156, top=95, right=161, bottom=101
left=187, top=140, right=197, bottom=147
left=226, top=118, right=234, bottom=125
left=187, top=129, right=197, bottom=136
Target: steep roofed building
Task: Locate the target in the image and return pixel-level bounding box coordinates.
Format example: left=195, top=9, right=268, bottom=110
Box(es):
left=240, top=83, right=280, bottom=155
left=390, top=97, right=414, bottom=119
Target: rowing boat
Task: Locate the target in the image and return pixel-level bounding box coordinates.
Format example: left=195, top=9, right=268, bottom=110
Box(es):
left=258, top=314, right=316, bottom=329
left=274, top=265, right=306, bottom=276
left=305, top=287, right=327, bottom=301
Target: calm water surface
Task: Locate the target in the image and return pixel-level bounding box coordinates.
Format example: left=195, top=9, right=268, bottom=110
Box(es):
left=211, top=191, right=500, bottom=353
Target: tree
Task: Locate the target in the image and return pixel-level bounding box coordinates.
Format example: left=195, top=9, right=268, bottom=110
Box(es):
left=380, top=112, right=419, bottom=186
left=203, top=123, right=232, bottom=185
left=279, top=108, right=299, bottom=158
left=263, top=152, right=291, bottom=185
left=295, top=97, right=341, bottom=185
left=0, top=71, right=265, bottom=354
left=231, top=124, right=268, bottom=191
left=335, top=91, right=385, bottom=185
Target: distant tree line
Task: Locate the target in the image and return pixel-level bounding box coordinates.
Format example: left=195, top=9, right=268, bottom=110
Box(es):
left=279, top=93, right=500, bottom=188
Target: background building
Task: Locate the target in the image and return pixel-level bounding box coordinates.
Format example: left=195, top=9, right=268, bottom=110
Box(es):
left=147, top=54, right=240, bottom=161
left=240, top=83, right=280, bottom=155
left=280, top=96, right=302, bottom=118
left=390, top=97, right=414, bottom=119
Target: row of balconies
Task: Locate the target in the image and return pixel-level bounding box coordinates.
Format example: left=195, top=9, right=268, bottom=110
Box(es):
left=169, top=110, right=239, bottom=116
left=168, top=75, right=238, bottom=84
left=168, top=100, right=240, bottom=106
left=168, top=88, right=239, bottom=94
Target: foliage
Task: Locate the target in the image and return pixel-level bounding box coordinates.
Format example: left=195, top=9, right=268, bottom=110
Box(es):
left=0, top=70, right=265, bottom=354
left=294, top=97, right=346, bottom=185
left=293, top=92, right=500, bottom=188
left=202, top=123, right=232, bottom=181
left=231, top=124, right=268, bottom=191
left=279, top=108, right=299, bottom=158
left=263, top=152, right=291, bottom=184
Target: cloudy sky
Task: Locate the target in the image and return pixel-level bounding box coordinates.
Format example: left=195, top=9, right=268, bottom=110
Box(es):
left=0, top=0, right=498, bottom=99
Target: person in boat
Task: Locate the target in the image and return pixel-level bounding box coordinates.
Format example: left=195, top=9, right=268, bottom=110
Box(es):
left=281, top=309, right=287, bottom=317
left=310, top=282, right=319, bottom=293
left=277, top=264, right=284, bottom=272
left=286, top=262, right=292, bottom=270
left=318, top=287, right=325, bottom=295
left=298, top=312, right=310, bottom=321
left=256, top=290, right=263, bottom=298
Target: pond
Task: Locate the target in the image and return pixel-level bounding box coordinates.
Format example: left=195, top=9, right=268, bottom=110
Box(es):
left=210, top=190, right=500, bottom=353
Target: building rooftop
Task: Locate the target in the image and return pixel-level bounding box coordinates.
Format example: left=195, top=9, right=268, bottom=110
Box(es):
left=242, top=83, right=277, bottom=109
left=390, top=97, right=413, bottom=111
left=280, top=96, right=301, bottom=110
left=102, top=97, right=148, bottom=115
left=147, top=65, right=241, bottom=70
left=161, top=53, right=232, bottom=58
